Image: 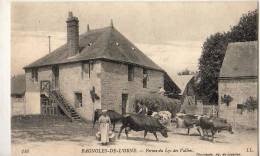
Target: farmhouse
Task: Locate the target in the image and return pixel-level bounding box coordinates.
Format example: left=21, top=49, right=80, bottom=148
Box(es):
left=23, top=12, right=177, bottom=121
left=218, top=41, right=258, bottom=128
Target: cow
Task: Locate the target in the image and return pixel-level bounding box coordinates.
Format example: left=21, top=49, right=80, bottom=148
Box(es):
left=151, top=111, right=172, bottom=126
left=93, top=109, right=123, bottom=131
left=118, top=114, right=169, bottom=141
left=173, top=113, right=204, bottom=136
left=199, top=116, right=234, bottom=142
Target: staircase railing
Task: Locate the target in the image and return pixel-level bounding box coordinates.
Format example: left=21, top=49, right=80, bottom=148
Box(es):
left=49, top=90, right=81, bottom=121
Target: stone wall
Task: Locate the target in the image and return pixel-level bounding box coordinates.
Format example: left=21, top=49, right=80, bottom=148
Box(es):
left=218, top=78, right=257, bottom=128
left=25, top=67, right=53, bottom=114
left=24, top=60, right=164, bottom=120
left=11, top=96, right=26, bottom=116
left=59, top=61, right=102, bottom=121
left=100, top=61, right=164, bottom=114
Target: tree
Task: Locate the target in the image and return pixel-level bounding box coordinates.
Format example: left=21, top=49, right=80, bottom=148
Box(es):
left=229, top=9, right=258, bottom=42
left=177, top=68, right=195, bottom=75
left=198, top=9, right=258, bottom=104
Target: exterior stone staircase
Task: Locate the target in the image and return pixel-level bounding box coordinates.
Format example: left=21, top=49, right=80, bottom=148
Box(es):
left=49, top=90, right=81, bottom=121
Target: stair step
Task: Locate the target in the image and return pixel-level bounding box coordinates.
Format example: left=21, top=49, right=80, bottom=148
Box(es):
left=50, top=90, right=81, bottom=122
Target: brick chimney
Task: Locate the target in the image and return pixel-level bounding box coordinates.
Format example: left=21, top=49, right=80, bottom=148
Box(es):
left=66, top=12, right=79, bottom=57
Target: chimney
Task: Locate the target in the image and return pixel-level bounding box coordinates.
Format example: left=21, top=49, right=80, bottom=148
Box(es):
left=66, top=11, right=79, bottom=57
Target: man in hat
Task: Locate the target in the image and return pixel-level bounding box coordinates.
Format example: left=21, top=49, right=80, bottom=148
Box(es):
left=158, top=87, right=165, bottom=96
left=98, top=110, right=111, bottom=145
left=137, top=102, right=148, bottom=115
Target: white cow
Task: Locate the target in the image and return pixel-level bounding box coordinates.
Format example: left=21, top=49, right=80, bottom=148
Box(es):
left=152, top=111, right=172, bottom=126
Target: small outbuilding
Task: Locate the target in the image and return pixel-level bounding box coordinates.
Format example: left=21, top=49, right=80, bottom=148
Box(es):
left=218, top=41, right=258, bottom=128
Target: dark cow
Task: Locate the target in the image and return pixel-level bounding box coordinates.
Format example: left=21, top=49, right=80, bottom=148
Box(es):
left=199, top=116, right=234, bottom=142
left=93, top=109, right=123, bottom=131
left=173, top=113, right=203, bottom=136
left=118, top=114, right=168, bottom=141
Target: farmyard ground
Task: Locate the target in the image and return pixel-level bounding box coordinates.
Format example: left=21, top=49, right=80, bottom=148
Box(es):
left=11, top=116, right=258, bottom=156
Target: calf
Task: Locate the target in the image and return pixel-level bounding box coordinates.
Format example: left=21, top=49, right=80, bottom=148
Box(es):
left=199, top=116, right=234, bottom=142
left=173, top=113, right=203, bottom=136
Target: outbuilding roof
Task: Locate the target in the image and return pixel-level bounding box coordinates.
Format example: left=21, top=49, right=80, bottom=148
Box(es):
left=169, top=74, right=194, bottom=95
left=11, top=74, right=25, bottom=96
left=220, top=41, right=258, bottom=78
left=24, top=26, right=162, bottom=71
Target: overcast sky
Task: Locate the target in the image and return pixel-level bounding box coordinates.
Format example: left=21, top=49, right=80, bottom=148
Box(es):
left=11, top=2, right=257, bottom=78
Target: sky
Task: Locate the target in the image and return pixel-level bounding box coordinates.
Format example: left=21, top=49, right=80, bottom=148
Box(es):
left=11, top=2, right=257, bottom=78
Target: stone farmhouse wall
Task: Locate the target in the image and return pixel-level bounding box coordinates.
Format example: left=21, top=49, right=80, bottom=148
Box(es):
left=218, top=78, right=258, bottom=128
left=25, top=61, right=102, bottom=121
left=25, top=60, right=164, bottom=121
left=25, top=67, right=53, bottom=115
left=101, top=61, right=164, bottom=114
left=59, top=61, right=102, bottom=121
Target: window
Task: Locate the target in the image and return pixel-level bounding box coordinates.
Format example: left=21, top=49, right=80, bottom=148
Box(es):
left=32, top=68, right=38, bottom=82
left=81, top=62, right=92, bottom=79
left=128, top=65, right=134, bottom=81
left=143, top=68, right=148, bottom=88
left=75, top=92, right=83, bottom=108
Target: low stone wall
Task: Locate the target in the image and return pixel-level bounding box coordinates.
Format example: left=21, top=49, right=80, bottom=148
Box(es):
left=219, top=107, right=257, bottom=129
left=11, top=97, right=26, bottom=116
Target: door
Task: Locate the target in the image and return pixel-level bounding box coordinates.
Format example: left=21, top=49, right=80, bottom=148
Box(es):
left=122, top=94, right=128, bottom=115
left=40, top=94, right=57, bottom=115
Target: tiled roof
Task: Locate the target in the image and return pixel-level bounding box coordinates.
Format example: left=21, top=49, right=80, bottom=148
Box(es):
left=25, top=27, right=162, bottom=71
left=220, top=41, right=258, bottom=78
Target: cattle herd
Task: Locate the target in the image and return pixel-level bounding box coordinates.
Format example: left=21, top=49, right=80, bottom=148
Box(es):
left=93, top=109, right=234, bottom=142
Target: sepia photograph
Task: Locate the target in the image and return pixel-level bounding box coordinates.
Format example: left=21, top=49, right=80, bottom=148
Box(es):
left=10, top=1, right=258, bottom=156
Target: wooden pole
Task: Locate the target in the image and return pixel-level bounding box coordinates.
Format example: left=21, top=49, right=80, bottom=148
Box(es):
left=48, top=36, right=51, bottom=53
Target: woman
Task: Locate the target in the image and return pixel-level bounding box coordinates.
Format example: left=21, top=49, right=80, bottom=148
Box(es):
left=98, top=110, right=111, bottom=145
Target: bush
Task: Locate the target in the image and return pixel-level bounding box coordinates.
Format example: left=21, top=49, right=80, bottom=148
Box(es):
left=244, top=96, right=258, bottom=111
left=129, top=93, right=181, bottom=117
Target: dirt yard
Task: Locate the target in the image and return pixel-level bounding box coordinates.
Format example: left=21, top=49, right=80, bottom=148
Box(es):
left=12, top=115, right=258, bottom=156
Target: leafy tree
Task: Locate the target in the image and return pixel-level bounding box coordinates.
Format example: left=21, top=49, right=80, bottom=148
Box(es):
left=198, top=9, right=258, bottom=104
left=229, top=9, right=258, bottom=42
left=244, top=96, right=258, bottom=111
left=198, top=32, right=229, bottom=103
left=177, top=68, right=195, bottom=75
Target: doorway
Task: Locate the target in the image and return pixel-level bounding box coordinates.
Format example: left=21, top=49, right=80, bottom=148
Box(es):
left=122, top=94, right=128, bottom=115
left=74, top=92, right=83, bottom=108
left=52, top=65, right=59, bottom=90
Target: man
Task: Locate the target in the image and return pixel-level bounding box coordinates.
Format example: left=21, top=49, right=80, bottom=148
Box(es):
left=137, top=102, right=148, bottom=115
left=158, top=87, right=165, bottom=96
